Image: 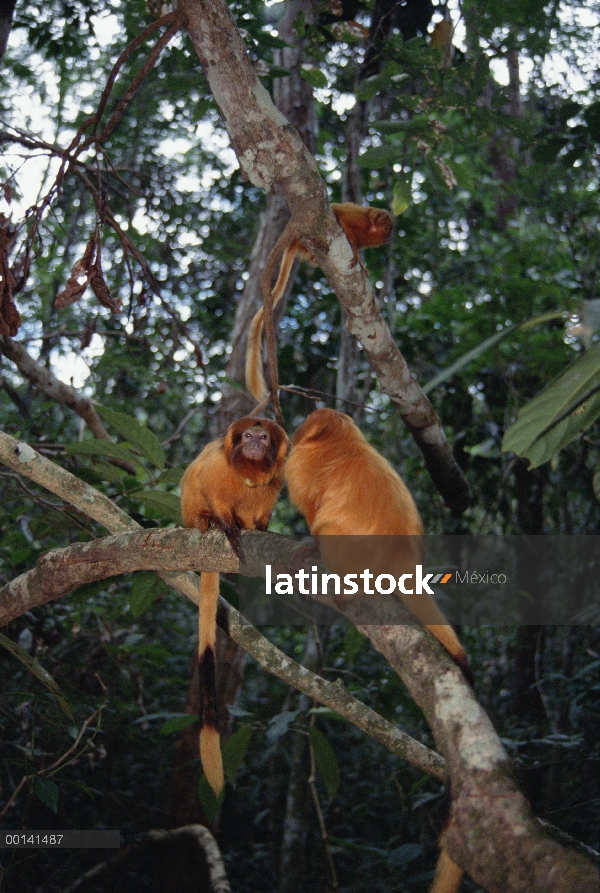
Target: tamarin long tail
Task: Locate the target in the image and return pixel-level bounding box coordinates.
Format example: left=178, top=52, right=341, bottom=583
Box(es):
left=245, top=304, right=269, bottom=403
left=430, top=847, right=464, bottom=893
left=245, top=244, right=296, bottom=402
left=198, top=571, right=224, bottom=797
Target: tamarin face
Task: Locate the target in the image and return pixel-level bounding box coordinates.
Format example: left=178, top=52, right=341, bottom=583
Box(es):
left=225, top=418, right=288, bottom=480
left=234, top=424, right=274, bottom=463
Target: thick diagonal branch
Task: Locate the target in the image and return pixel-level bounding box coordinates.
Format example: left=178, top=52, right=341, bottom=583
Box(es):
left=178, top=0, right=469, bottom=511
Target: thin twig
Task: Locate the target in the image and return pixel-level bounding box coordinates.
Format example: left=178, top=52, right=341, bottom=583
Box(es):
left=307, top=725, right=339, bottom=891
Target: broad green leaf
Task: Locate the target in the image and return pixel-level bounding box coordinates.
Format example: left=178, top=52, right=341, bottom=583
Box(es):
left=423, top=312, right=566, bottom=394
left=157, top=466, right=186, bottom=485
left=0, top=632, right=74, bottom=721
left=133, top=490, right=182, bottom=523
left=343, top=624, right=366, bottom=661
left=387, top=843, right=424, bottom=867
left=357, top=144, right=400, bottom=169
left=160, top=714, right=198, bottom=735
left=372, top=116, right=429, bottom=136
left=129, top=572, right=168, bottom=617
left=502, top=343, right=600, bottom=468
left=198, top=775, right=224, bottom=822
left=392, top=177, right=412, bottom=215
left=300, top=67, right=327, bottom=88
left=88, top=461, right=128, bottom=485
left=464, top=438, right=501, bottom=459
left=356, top=73, right=389, bottom=101
left=222, top=726, right=254, bottom=785
left=34, top=777, right=59, bottom=813
left=65, top=439, right=145, bottom=469
left=356, top=62, right=408, bottom=100
left=308, top=727, right=340, bottom=799
left=266, top=709, right=300, bottom=743
left=584, top=100, right=600, bottom=141
left=97, top=406, right=165, bottom=470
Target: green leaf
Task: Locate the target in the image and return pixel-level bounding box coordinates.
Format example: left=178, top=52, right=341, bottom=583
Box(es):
left=356, top=73, right=389, bottom=101
left=160, top=714, right=198, bottom=735
left=198, top=776, right=224, bottom=822
left=87, top=461, right=128, bottom=485
left=502, top=343, right=600, bottom=468
left=423, top=312, right=566, bottom=394
left=357, top=144, right=400, bottom=169
left=583, top=100, right=600, bottom=142
left=392, top=177, right=412, bottom=215
left=300, top=67, right=327, bottom=88
left=64, top=439, right=145, bottom=469
left=356, top=63, right=408, bottom=100
left=308, top=727, right=340, bottom=799
left=133, top=490, right=182, bottom=523
left=372, top=116, right=429, bottom=136
left=34, top=777, right=59, bottom=813
left=343, top=625, right=366, bottom=661
left=222, top=726, right=254, bottom=785
left=593, top=462, right=600, bottom=504
left=157, top=466, right=186, bottom=485
left=129, top=572, right=168, bottom=617
left=96, top=406, right=165, bottom=470
left=0, top=632, right=74, bottom=721
left=267, top=710, right=300, bottom=743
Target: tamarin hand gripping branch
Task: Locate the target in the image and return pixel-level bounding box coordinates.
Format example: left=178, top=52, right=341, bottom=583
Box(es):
left=285, top=408, right=468, bottom=893
left=245, top=203, right=393, bottom=404
left=180, top=417, right=288, bottom=795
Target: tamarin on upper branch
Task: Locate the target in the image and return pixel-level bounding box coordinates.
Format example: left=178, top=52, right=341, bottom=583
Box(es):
left=245, top=202, right=393, bottom=404
left=285, top=408, right=469, bottom=893
left=180, top=417, right=288, bottom=796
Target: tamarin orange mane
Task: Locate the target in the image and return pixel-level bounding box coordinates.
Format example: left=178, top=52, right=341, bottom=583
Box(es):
left=180, top=417, right=288, bottom=795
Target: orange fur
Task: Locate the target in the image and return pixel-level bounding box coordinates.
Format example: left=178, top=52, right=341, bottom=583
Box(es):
left=286, top=408, right=467, bottom=893
left=285, top=408, right=469, bottom=673
left=180, top=417, right=288, bottom=795
left=430, top=847, right=464, bottom=893
left=245, top=203, right=393, bottom=402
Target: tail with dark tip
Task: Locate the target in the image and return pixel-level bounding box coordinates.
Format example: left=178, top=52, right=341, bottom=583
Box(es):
left=198, top=572, right=224, bottom=797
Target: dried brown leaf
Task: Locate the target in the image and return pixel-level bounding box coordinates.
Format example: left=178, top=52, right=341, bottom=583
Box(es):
left=0, top=217, right=21, bottom=336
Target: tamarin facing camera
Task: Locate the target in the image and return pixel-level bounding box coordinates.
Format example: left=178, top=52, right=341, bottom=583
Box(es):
left=180, top=417, right=288, bottom=795
left=285, top=408, right=468, bottom=893
left=245, top=203, right=393, bottom=403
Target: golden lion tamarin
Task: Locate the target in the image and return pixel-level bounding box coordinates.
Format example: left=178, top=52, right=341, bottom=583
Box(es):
left=245, top=203, right=393, bottom=404
left=180, top=417, right=288, bottom=795
left=285, top=408, right=467, bottom=893
left=285, top=408, right=469, bottom=674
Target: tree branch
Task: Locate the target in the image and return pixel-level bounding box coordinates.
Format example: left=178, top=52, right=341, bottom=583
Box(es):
left=178, top=0, right=470, bottom=512
left=0, top=430, right=445, bottom=780
left=2, top=430, right=596, bottom=889
left=0, top=335, right=110, bottom=439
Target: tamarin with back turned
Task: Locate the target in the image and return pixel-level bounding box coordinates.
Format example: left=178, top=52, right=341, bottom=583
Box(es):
left=245, top=203, right=393, bottom=403
left=285, top=408, right=468, bottom=893
left=285, top=408, right=470, bottom=675
left=180, top=417, right=288, bottom=795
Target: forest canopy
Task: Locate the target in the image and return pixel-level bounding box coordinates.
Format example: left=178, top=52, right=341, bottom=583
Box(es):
left=0, top=1, right=599, bottom=892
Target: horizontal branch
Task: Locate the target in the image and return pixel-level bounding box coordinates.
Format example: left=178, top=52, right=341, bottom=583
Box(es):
left=0, top=430, right=445, bottom=779
left=0, top=335, right=110, bottom=440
